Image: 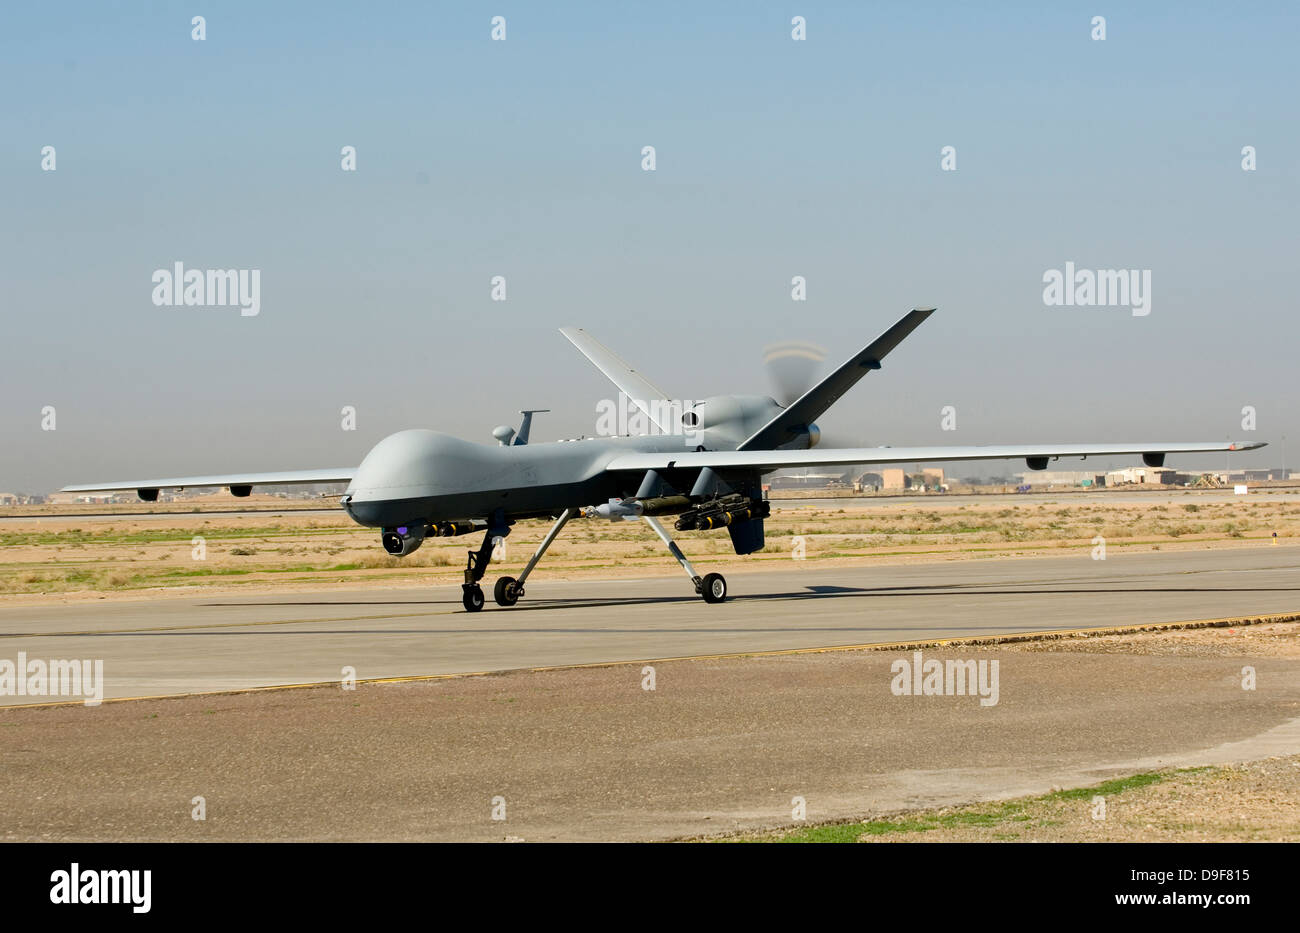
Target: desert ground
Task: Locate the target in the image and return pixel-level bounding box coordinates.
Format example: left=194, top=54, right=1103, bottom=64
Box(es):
left=734, top=620, right=1300, bottom=842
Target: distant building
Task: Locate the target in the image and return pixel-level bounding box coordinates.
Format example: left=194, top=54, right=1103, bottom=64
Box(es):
left=1015, top=470, right=1106, bottom=487
left=44, top=491, right=140, bottom=505
left=853, top=467, right=943, bottom=492
left=1244, top=468, right=1291, bottom=481
left=769, top=469, right=852, bottom=489
left=1105, top=467, right=1179, bottom=486
left=879, top=468, right=906, bottom=490
left=1217, top=468, right=1290, bottom=484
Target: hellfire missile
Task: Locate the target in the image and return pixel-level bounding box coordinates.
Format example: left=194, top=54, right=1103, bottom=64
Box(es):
left=584, top=495, right=693, bottom=520
left=675, top=496, right=771, bottom=531
left=585, top=499, right=640, bottom=520
left=432, top=520, right=486, bottom=537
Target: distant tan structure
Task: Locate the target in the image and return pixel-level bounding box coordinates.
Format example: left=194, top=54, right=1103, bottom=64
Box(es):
left=1105, top=467, right=1179, bottom=486
left=1015, top=470, right=1106, bottom=487
left=880, top=468, right=906, bottom=490
left=852, top=467, right=945, bottom=492
left=44, top=491, right=144, bottom=505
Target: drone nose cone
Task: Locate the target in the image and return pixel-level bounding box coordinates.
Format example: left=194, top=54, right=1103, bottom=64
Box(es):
left=343, top=430, right=450, bottom=523
left=343, top=429, right=498, bottom=527
left=344, top=497, right=393, bottom=528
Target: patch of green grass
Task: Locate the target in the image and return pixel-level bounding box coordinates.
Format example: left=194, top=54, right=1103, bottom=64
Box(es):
left=747, top=769, right=1204, bottom=843
left=0, top=526, right=350, bottom=547
left=1048, top=771, right=1170, bottom=801
left=161, top=568, right=254, bottom=578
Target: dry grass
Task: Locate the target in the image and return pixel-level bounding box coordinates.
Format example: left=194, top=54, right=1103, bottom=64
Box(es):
left=2, top=492, right=1297, bottom=601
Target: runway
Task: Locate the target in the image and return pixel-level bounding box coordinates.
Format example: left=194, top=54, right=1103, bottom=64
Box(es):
left=2, top=546, right=1298, bottom=706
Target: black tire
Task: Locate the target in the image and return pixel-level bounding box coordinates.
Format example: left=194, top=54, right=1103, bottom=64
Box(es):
left=494, top=576, right=519, bottom=607
left=701, top=572, right=727, bottom=603
left=462, top=585, right=485, bottom=612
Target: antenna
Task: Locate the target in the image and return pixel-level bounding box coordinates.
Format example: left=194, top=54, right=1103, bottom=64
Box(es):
left=515, top=410, right=550, bottom=446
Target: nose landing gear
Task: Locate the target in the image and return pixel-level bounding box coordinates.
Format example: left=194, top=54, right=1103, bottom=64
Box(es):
left=462, top=510, right=510, bottom=612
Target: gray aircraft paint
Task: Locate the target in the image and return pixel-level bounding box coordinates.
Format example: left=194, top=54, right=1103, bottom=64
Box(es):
left=342, top=429, right=703, bottom=527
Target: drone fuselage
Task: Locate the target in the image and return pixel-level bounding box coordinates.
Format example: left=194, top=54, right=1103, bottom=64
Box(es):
left=342, top=429, right=715, bottom=529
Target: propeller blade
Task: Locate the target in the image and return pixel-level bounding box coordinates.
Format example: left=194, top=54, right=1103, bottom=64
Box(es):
left=763, top=340, right=826, bottom=407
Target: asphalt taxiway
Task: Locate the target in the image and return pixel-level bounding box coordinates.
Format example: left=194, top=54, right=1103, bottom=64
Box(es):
left=2, top=546, right=1297, bottom=705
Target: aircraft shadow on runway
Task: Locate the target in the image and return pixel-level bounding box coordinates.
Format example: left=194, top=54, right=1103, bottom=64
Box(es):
left=35, top=579, right=1297, bottom=641
left=197, top=579, right=1300, bottom=615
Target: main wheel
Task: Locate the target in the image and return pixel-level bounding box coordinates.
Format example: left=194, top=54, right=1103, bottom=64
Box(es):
left=494, top=576, right=520, bottom=607
left=462, top=584, right=485, bottom=612
left=700, top=572, right=727, bottom=603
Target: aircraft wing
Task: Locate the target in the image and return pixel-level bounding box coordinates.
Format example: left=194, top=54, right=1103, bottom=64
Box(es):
left=560, top=326, right=675, bottom=432
left=738, top=307, right=935, bottom=450
left=604, top=441, right=1265, bottom=473
left=61, top=469, right=354, bottom=498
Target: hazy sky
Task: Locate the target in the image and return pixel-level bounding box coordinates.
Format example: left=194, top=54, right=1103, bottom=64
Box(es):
left=3, top=2, right=1296, bottom=493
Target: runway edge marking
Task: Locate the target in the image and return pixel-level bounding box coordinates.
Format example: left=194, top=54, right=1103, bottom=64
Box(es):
left=4, top=610, right=1299, bottom=712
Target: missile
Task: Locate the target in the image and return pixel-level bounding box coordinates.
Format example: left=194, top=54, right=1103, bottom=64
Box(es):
left=585, top=499, right=640, bottom=520
left=697, top=507, right=754, bottom=530
left=637, top=495, right=692, bottom=516
left=584, top=495, right=693, bottom=521
left=675, top=497, right=771, bottom=531
left=431, top=520, right=485, bottom=537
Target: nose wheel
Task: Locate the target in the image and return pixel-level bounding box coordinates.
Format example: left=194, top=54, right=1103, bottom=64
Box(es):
left=460, top=510, right=511, bottom=612
left=462, top=584, right=485, bottom=612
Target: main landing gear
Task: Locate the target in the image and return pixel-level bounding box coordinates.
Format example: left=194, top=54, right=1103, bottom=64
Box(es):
left=642, top=515, right=727, bottom=604
left=460, top=507, right=727, bottom=611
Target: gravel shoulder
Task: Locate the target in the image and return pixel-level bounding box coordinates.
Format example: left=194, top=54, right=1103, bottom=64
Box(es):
left=2, top=619, right=1297, bottom=842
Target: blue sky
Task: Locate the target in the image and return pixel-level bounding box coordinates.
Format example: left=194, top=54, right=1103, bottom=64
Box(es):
left=2, top=2, right=1296, bottom=491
